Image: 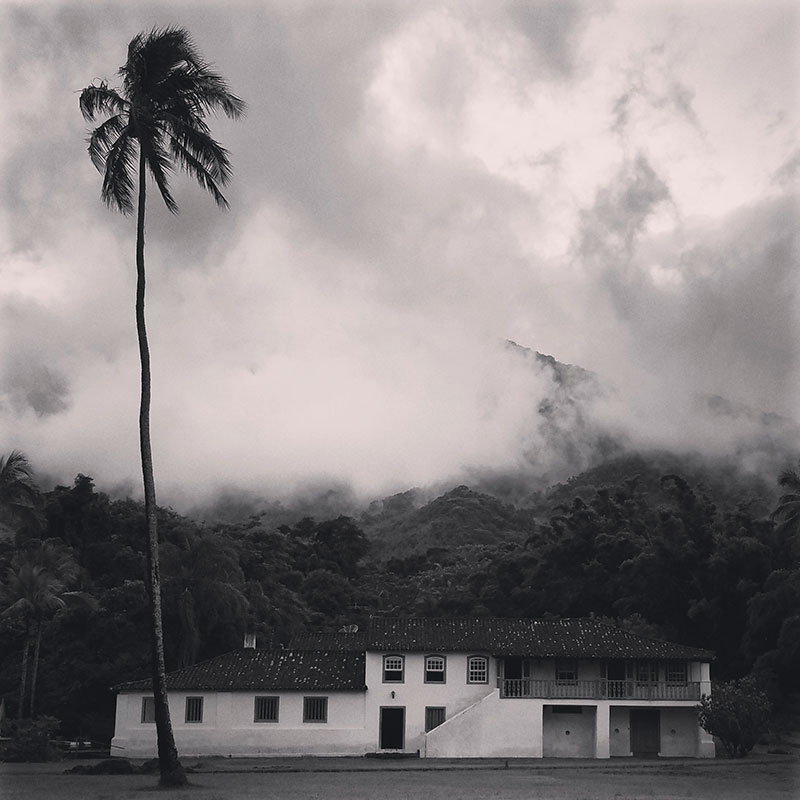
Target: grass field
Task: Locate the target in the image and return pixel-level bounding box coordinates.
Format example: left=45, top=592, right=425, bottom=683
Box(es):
left=1, top=756, right=797, bottom=800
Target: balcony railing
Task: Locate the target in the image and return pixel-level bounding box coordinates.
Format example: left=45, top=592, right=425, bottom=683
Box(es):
left=499, top=678, right=701, bottom=701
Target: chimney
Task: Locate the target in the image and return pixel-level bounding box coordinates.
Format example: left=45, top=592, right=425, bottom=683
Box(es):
left=243, top=633, right=256, bottom=649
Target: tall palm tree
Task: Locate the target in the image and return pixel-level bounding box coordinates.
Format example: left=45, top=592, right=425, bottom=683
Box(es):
left=79, top=27, right=244, bottom=787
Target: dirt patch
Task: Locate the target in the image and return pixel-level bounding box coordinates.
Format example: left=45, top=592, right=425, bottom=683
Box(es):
left=1, top=756, right=797, bottom=800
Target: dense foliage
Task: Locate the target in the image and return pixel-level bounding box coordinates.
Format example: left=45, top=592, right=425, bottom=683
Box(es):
left=698, top=677, right=773, bottom=757
left=1, top=453, right=798, bottom=745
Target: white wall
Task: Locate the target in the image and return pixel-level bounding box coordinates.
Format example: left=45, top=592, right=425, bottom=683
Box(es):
left=424, top=692, right=545, bottom=758
left=364, top=651, right=497, bottom=753
left=542, top=705, right=596, bottom=757
left=112, top=690, right=371, bottom=758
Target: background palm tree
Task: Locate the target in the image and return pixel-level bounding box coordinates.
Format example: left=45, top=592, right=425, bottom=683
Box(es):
left=1, top=541, right=85, bottom=718
left=772, top=461, right=800, bottom=560
left=79, top=27, right=244, bottom=786
left=0, top=450, right=41, bottom=536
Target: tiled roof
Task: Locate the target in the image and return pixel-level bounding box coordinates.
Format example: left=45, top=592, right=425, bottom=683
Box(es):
left=366, top=617, right=714, bottom=661
left=115, top=617, right=712, bottom=694
left=115, top=649, right=365, bottom=693
left=288, top=632, right=367, bottom=651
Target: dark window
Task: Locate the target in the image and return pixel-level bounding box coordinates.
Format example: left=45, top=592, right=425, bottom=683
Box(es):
left=556, top=659, right=578, bottom=682
left=254, top=696, right=279, bottom=722
left=551, top=705, right=583, bottom=714
left=666, top=662, right=688, bottom=683
left=424, top=655, right=446, bottom=683
left=140, top=697, right=156, bottom=724
left=467, top=656, right=489, bottom=684
left=425, top=706, right=446, bottom=731
left=303, top=697, right=328, bottom=723
left=185, top=696, right=203, bottom=723
left=636, top=660, right=658, bottom=683
left=383, top=654, right=404, bottom=683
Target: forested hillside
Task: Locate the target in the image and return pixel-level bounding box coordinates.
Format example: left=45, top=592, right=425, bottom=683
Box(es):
left=1, top=451, right=798, bottom=746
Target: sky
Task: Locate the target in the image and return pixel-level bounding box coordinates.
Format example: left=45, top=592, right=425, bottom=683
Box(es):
left=1, top=0, right=798, bottom=510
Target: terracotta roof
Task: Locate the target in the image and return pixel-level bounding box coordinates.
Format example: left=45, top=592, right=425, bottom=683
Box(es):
left=288, top=632, right=367, bottom=651
left=115, top=649, right=365, bottom=693
left=115, top=617, right=712, bottom=694
left=365, top=618, right=714, bottom=661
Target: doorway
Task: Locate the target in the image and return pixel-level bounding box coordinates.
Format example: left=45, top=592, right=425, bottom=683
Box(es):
left=630, top=709, right=660, bottom=757
left=379, top=707, right=405, bottom=750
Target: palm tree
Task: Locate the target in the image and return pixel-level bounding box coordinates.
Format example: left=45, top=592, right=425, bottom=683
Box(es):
left=0, top=450, right=40, bottom=534
left=772, top=461, right=800, bottom=560
left=1, top=541, right=83, bottom=718
left=79, top=27, right=244, bottom=787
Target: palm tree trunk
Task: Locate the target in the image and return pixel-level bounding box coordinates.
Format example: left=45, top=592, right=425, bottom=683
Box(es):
left=136, top=150, right=186, bottom=787
left=28, top=617, right=43, bottom=717
left=17, top=625, right=31, bottom=719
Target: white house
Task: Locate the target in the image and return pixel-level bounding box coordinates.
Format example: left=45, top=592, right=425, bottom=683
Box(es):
left=111, top=617, right=715, bottom=759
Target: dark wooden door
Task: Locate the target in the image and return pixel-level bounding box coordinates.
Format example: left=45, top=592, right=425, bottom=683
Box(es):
left=380, top=707, right=405, bottom=749
left=630, top=709, right=660, bottom=756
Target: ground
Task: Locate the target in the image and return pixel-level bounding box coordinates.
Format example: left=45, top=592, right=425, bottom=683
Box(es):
left=0, top=756, right=797, bottom=800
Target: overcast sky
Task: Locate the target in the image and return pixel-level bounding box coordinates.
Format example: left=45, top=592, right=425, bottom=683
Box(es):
left=1, top=0, right=798, bottom=508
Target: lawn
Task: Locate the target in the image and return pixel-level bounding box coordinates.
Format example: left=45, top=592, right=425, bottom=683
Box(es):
left=0, top=757, right=796, bottom=800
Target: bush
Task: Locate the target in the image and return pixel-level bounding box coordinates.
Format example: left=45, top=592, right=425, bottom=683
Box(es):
left=697, top=676, right=772, bottom=757
left=1, top=716, right=62, bottom=762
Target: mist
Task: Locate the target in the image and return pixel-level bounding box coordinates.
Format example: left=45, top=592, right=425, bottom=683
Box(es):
left=1, top=1, right=797, bottom=514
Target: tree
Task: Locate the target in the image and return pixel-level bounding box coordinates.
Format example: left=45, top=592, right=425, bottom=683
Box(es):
left=0, top=451, right=40, bottom=535
left=1, top=541, right=82, bottom=718
left=79, top=27, right=244, bottom=787
left=771, top=461, right=800, bottom=560
left=697, top=676, right=772, bottom=757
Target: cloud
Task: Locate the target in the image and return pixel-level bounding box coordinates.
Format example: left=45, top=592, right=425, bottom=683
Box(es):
left=0, top=1, right=797, bottom=511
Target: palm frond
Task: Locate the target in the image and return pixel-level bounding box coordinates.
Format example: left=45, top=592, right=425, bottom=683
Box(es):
left=163, top=117, right=233, bottom=183
left=101, top=134, right=138, bottom=214
left=79, top=83, right=127, bottom=121
left=168, top=134, right=229, bottom=208
left=87, top=114, right=130, bottom=172
left=164, top=70, right=246, bottom=119
left=141, top=136, right=178, bottom=214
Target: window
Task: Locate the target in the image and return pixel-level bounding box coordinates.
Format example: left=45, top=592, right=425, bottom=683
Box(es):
left=254, top=696, right=279, bottom=723
left=303, top=696, right=328, bottom=723
left=424, top=655, right=446, bottom=683
left=383, top=655, right=405, bottom=683
left=140, top=697, right=156, bottom=723
left=425, top=706, right=446, bottom=732
left=636, top=660, right=658, bottom=683
left=467, top=656, right=489, bottom=684
left=185, top=696, right=203, bottom=723
left=666, top=662, right=688, bottom=683
left=551, top=705, right=583, bottom=714
left=556, top=659, right=578, bottom=682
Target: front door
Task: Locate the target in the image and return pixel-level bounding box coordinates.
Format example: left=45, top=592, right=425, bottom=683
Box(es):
left=630, top=709, right=660, bottom=757
left=380, top=707, right=405, bottom=750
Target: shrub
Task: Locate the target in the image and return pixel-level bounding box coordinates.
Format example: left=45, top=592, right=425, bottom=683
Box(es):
left=697, top=676, right=772, bottom=757
left=1, top=716, right=62, bottom=762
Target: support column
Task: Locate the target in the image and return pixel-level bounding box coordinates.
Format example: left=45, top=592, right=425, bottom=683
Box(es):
left=531, top=701, right=544, bottom=758
left=595, top=704, right=610, bottom=758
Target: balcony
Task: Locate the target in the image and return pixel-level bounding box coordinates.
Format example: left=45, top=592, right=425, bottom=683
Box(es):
left=499, top=678, right=701, bottom=701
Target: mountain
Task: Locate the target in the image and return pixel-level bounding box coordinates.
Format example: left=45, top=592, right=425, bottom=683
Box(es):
left=360, top=484, right=535, bottom=559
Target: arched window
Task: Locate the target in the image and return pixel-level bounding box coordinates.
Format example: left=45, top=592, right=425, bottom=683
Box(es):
left=383, top=654, right=405, bottom=683
left=425, top=654, right=447, bottom=683
left=467, top=655, right=489, bottom=684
